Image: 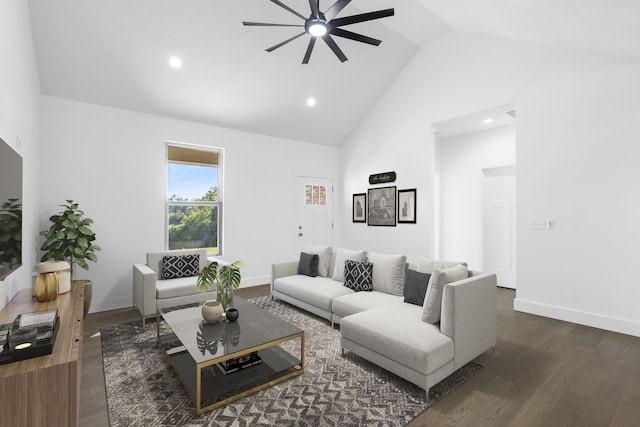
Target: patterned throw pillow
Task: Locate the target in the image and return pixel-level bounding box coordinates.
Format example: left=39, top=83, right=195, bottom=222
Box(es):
left=343, top=260, right=373, bottom=292
left=161, top=254, right=200, bottom=280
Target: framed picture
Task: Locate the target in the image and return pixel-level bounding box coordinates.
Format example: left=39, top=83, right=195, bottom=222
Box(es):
left=398, top=188, right=417, bottom=224
left=352, top=193, right=366, bottom=223
left=367, top=186, right=396, bottom=226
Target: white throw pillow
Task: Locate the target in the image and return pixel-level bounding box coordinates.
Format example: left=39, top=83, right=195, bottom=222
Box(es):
left=416, top=256, right=467, bottom=274
left=332, top=248, right=367, bottom=282
left=366, top=252, right=406, bottom=296
left=306, top=245, right=332, bottom=277
left=422, top=263, right=468, bottom=324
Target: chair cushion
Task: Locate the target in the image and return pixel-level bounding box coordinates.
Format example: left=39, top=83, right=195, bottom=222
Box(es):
left=341, top=306, right=454, bottom=375
left=343, top=260, right=373, bottom=292
left=161, top=254, right=200, bottom=280
left=155, top=276, right=201, bottom=299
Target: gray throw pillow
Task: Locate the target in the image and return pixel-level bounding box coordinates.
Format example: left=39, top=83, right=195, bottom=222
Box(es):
left=297, top=252, right=319, bottom=277
left=422, top=263, right=468, bottom=324
left=404, top=269, right=431, bottom=306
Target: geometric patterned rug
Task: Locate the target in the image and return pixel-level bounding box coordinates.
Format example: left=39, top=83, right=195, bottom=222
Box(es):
left=102, top=296, right=481, bottom=427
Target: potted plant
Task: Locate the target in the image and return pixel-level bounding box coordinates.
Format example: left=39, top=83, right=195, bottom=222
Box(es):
left=39, top=199, right=100, bottom=317
left=197, top=260, right=245, bottom=313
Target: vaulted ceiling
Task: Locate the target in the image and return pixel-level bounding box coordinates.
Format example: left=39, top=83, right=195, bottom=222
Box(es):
left=28, top=0, right=640, bottom=146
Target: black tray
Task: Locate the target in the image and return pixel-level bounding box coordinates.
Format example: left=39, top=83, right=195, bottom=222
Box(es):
left=0, top=316, right=60, bottom=365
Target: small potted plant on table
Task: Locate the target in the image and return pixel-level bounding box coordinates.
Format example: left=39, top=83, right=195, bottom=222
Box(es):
left=197, top=260, right=245, bottom=321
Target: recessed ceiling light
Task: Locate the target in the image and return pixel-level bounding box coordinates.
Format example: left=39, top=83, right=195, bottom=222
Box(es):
left=482, top=118, right=494, bottom=124
left=169, top=56, right=182, bottom=69
left=306, top=97, right=317, bottom=107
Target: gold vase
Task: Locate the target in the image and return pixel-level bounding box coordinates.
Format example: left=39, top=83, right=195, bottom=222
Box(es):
left=35, top=272, right=59, bottom=302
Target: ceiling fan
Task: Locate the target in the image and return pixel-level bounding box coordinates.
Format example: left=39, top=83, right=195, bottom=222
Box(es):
left=243, top=0, right=395, bottom=64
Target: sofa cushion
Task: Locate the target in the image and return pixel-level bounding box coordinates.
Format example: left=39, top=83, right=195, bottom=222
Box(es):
left=343, top=260, right=373, bottom=292
left=404, top=269, right=431, bottom=306
left=366, top=252, right=406, bottom=296
left=422, top=264, right=468, bottom=324
left=416, top=257, right=467, bottom=274
left=332, top=291, right=404, bottom=319
left=298, top=252, right=319, bottom=277
left=161, top=254, right=199, bottom=280
left=306, top=245, right=332, bottom=277
left=332, top=248, right=367, bottom=282
left=273, top=275, right=353, bottom=312
left=341, top=306, right=454, bottom=375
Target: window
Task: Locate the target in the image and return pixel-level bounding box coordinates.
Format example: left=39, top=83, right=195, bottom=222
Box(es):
left=166, top=144, right=221, bottom=254
left=305, top=185, right=327, bottom=206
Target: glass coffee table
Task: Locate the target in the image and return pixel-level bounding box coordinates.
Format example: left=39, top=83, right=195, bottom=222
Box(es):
left=161, top=297, right=304, bottom=414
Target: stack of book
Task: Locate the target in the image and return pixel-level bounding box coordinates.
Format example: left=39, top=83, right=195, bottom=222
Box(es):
left=0, top=309, right=59, bottom=364
left=217, top=351, right=262, bottom=375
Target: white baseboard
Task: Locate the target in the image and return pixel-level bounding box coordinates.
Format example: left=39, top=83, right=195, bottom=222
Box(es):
left=239, top=275, right=270, bottom=288
left=514, top=298, right=640, bottom=338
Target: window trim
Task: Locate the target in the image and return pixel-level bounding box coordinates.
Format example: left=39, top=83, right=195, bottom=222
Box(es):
left=165, top=141, right=223, bottom=255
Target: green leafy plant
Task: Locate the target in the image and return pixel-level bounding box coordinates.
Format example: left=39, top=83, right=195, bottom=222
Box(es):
left=0, top=198, right=22, bottom=269
left=197, top=260, right=245, bottom=312
left=39, top=199, right=101, bottom=279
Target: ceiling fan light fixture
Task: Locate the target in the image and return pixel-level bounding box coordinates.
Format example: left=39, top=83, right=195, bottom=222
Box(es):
left=307, top=20, right=327, bottom=37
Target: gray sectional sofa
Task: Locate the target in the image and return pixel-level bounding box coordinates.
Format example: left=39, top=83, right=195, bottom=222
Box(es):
left=271, top=246, right=497, bottom=397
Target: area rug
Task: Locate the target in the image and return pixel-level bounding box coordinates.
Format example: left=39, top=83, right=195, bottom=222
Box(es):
left=102, top=297, right=481, bottom=427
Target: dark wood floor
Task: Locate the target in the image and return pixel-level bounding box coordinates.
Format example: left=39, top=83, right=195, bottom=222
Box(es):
left=81, top=285, right=640, bottom=426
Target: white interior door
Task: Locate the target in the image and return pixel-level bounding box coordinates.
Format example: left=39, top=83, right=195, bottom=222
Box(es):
left=483, top=171, right=517, bottom=288
left=295, top=176, right=333, bottom=256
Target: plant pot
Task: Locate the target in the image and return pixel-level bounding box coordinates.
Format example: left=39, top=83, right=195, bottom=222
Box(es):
left=58, top=271, right=71, bottom=294
left=226, top=308, right=239, bottom=322
left=202, top=300, right=223, bottom=323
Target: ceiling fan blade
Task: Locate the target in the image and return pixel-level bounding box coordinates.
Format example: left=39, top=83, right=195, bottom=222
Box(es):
left=321, top=34, right=348, bottom=62
left=324, top=0, right=351, bottom=21
left=330, top=27, right=381, bottom=46
left=309, top=0, right=320, bottom=18
left=302, top=37, right=317, bottom=64
left=270, top=0, right=307, bottom=20
left=330, top=8, right=394, bottom=27
left=243, top=21, right=304, bottom=27
left=265, top=32, right=306, bottom=52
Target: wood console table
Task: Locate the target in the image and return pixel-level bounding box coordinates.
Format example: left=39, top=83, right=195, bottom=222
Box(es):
left=0, top=282, right=84, bottom=427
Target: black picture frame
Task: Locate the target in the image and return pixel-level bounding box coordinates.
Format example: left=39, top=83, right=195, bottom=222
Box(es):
left=352, top=193, right=366, bottom=223
left=398, top=189, right=417, bottom=224
left=367, top=186, right=396, bottom=226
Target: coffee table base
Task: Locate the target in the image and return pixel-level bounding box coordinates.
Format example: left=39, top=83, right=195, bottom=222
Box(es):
left=166, top=332, right=305, bottom=414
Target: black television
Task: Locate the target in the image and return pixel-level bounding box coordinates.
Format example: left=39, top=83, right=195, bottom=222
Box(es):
left=0, top=136, right=22, bottom=281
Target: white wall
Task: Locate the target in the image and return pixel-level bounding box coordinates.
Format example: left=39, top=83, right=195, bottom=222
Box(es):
left=340, top=31, right=640, bottom=337
left=437, top=125, right=516, bottom=270
left=39, top=96, right=339, bottom=313
left=0, top=0, right=41, bottom=310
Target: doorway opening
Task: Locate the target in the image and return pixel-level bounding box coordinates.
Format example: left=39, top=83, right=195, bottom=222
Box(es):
left=433, top=103, right=517, bottom=288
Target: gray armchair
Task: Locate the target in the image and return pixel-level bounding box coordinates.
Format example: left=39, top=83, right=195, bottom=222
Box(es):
left=133, top=248, right=216, bottom=337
